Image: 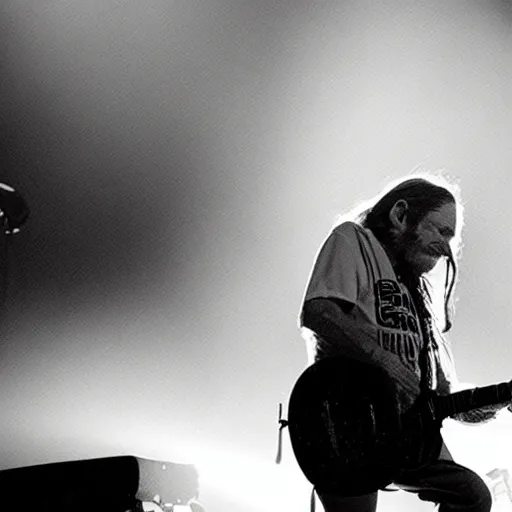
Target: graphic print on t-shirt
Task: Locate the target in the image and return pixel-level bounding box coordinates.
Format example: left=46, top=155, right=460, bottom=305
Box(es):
left=374, top=279, right=422, bottom=374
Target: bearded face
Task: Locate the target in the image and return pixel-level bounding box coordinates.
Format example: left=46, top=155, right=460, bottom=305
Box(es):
left=392, top=202, right=456, bottom=278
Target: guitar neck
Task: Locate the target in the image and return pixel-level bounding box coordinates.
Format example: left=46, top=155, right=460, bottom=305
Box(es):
left=435, top=382, right=512, bottom=420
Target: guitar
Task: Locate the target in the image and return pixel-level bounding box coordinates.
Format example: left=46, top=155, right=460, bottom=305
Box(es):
left=287, top=356, right=512, bottom=497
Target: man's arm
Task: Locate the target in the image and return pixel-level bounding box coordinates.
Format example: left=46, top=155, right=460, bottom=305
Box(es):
left=302, top=297, right=421, bottom=409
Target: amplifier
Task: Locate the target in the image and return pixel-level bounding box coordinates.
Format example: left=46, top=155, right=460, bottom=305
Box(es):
left=0, top=455, right=199, bottom=511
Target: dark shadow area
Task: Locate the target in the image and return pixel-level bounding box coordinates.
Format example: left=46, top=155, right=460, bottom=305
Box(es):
left=0, top=10, right=216, bottom=328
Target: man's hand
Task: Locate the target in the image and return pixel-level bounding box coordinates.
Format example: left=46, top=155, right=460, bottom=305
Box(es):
left=454, top=406, right=500, bottom=425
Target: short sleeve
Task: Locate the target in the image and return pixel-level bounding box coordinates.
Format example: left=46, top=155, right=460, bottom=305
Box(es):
left=302, top=223, right=360, bottom=306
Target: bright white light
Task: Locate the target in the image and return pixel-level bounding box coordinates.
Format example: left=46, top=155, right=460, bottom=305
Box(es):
left=169, top=438, right=309, bottom=512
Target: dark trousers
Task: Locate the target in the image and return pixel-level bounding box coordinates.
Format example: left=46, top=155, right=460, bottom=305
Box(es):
left=317, top=444, right=492, bottom=512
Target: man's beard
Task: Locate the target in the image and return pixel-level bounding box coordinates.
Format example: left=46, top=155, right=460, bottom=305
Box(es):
left=389, top=227, right=425, bottom=280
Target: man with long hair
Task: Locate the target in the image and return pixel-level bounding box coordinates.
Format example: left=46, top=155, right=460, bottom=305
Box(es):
left=299, top=175, right=503, bottom=512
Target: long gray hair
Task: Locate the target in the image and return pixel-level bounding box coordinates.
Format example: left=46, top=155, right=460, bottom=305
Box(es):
left=348, top=174, right=464, bottom=333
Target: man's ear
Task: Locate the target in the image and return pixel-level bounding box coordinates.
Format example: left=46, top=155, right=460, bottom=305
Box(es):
left=389, top=199, right=408, bottom=231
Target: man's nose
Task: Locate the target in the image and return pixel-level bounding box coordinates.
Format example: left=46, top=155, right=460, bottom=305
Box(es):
left=432, top=240, right=450, bottom=257
left=438, top=240, right=452, bottom=257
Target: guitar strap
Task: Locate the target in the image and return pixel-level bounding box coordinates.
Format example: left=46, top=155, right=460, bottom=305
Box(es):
left=395, top=274, right=435, bottom=393
left=274, top=403, right=288, bottom=464
left=274, top=404, right=318, bottom=512
left=418, top=313, right=435, bottom=393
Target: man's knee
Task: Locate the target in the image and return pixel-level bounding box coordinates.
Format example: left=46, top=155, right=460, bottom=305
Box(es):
left=463, top=473, right=492, bottom=512
left=433, top=471, right=493, bottom=512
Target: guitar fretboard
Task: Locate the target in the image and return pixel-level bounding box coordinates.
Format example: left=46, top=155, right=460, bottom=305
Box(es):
left=436, top=382, right=512, bottom=420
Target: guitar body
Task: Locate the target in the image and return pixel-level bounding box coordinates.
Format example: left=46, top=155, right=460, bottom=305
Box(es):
left=287, top=357, right=443, bottom=496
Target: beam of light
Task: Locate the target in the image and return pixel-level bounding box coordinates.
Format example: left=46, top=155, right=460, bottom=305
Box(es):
left=169, top=438, right=310, bottom=512
left=111, top=421, right=310, bottom=511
